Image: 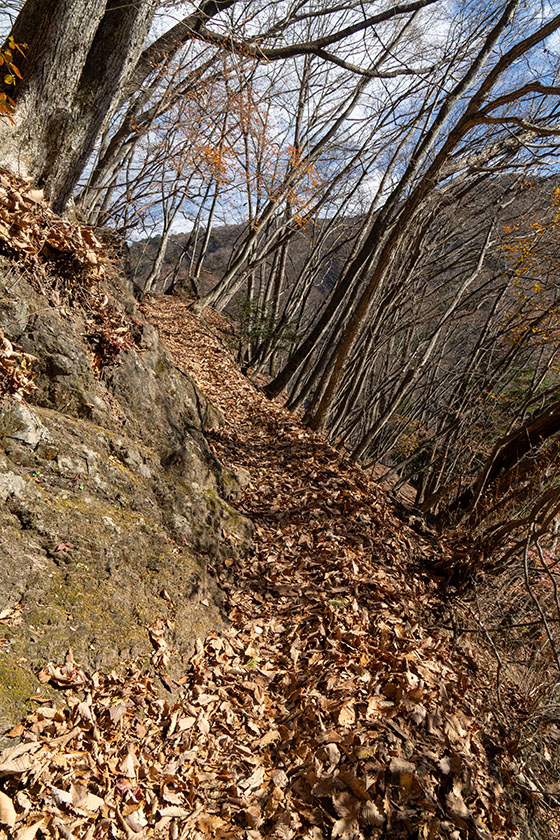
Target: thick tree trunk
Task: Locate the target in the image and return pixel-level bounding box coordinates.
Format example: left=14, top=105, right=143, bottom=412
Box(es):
left=2, top=0, right=157, bottom=211
left=4, top=0, right=106, bottom=107
left=0, top=0, right=106, bottom=181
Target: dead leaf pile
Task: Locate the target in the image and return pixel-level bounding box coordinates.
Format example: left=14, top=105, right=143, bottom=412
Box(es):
left=0, top=295, right=523, bottom=838
left=0, top=168, right=105, bottom=279
left=0, top=168, right=144, bottom=384
left=0, top=326, right=36, bottom=400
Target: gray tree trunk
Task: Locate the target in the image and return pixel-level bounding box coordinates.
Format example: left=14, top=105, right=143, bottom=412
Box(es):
left=2, top=0, right=157, bottom=212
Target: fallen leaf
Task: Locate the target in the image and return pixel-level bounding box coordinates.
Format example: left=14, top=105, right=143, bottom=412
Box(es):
left=158, top=806, right=189, bottom=818
left=241, top=766, right=265, bottom=792
left=338, top=702, right=356, bottom=728
left=389, top=756, right=416, bottom=775
left=26, top=189, right=44, bottom=204
left=14, top=820, right=46, bottom=840
left=0, top=792, right=15, bottom=828
left=70, top=784, right=105, bottom=814
left=361, top=801, right=385, bottom=826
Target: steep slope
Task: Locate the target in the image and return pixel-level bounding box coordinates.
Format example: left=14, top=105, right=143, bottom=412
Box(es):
left=0, top=290, right=527, bottom=839
left=0, top=169, right=251, bottom=735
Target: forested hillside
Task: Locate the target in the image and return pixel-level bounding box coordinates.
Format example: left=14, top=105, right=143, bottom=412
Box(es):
left=1, top=1, right=560, bottom=838
left=132, top=176, right=560, bottom=537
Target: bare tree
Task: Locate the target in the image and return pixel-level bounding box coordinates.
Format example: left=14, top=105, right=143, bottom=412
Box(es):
left=0, top=0, right=440, bottom=212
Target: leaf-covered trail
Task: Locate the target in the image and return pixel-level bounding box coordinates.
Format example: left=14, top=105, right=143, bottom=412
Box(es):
left=0, top=297, right=517, bottom=840
left=140, top=298, right=514, bottom=839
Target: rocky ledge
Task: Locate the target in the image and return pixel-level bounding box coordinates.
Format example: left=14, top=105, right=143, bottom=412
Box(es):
left=0, top=255, right=251, bottom=736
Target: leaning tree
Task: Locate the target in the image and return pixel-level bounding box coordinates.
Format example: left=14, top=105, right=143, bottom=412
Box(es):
left=0, top=0, right=440, bottom=213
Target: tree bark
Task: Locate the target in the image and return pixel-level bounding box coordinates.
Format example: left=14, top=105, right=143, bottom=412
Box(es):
left=449, top=397, right=560, bottom=518
left=2, top=0, right=158, bottom=211
left=3, top=0, right=106, bottom=107
left=1, top=0, right=106, bottom=183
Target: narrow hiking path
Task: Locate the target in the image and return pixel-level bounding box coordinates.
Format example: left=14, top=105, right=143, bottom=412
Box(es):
left=0, top=297, right=518, bottom=840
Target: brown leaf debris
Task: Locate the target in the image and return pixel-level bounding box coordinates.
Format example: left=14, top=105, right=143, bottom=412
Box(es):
left=0, top=296, right=523, bottom=839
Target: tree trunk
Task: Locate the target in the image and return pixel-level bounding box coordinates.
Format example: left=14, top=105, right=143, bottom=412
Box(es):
left=449, top=397, right=560, bottom=518
left=1, top=0, right=106, bottom=183
left=4, top=0, right=105, bottom=107
left=2, top=0, right=158, bottom=211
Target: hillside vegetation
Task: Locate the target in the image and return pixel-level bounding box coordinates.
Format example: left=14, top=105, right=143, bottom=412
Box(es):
left=0, top=179, right=556, bottom=838
left=1, top=2, right=560, bottom=838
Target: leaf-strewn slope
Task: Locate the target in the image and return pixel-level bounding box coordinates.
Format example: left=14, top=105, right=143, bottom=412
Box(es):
left=0, top=296, right=519, bottom=840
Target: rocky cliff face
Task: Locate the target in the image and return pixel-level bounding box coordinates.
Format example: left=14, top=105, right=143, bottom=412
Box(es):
left=0, top=208, right=251, bottom=735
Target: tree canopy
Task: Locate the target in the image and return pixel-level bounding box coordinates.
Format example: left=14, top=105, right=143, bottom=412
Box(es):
left=2, top=0, right=560, bottom=537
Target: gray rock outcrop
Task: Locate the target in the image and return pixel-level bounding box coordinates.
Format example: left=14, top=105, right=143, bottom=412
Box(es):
left=0, top=263, right=251, bottom=735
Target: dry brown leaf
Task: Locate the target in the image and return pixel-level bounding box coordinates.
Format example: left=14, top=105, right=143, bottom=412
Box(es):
left=13, top=819, right=46, bottom=840
left=241, top=766, right=265, bottom=792
left=177, top=715, right=196, bottom=731
left=337, top=702, right=356, bottom=728
left=272, top=768, right=289, bottom=789
left=49, top=786, right=73, bottom=807
left=446, top=790, right=471, bottom=823
left=257, top=729, right=280, bottom=747
left=109, top=701, right=128, bottom=723
left=197, top=714, right=210, bottom=736
left=444, top=714, right=468, bottom=744
left=196, top=813, right=226, bottom=833
left=158, top=806, right=190, bottom=818
left=3, top=723, right=25, bottom=738
left=37, top=651, right=86, bottom=687
left=0, top=792, right=16, bottom=828
left=0, top=742, right=42, bottom=777
left=26, top=189, right=44, bottom=203
left=70, top=784, right=105, bottom=814
left=337, top=771, right=369, bottom=802
left=118, top=747, right=137, bottom=779
left=389, top=756, right=416, bottom=775
left=332, top=817, right=359, bottom=838
left=361, top=801, right=385, bottom=826
left=76, top=701, right=93, bottom=724
left=123, top=807, right=148, bottom=833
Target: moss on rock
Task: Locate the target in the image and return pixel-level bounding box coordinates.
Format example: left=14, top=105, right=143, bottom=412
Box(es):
left=0, top=267, right=252, bottom=731
left=0, top=655, right=44, bottom=744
